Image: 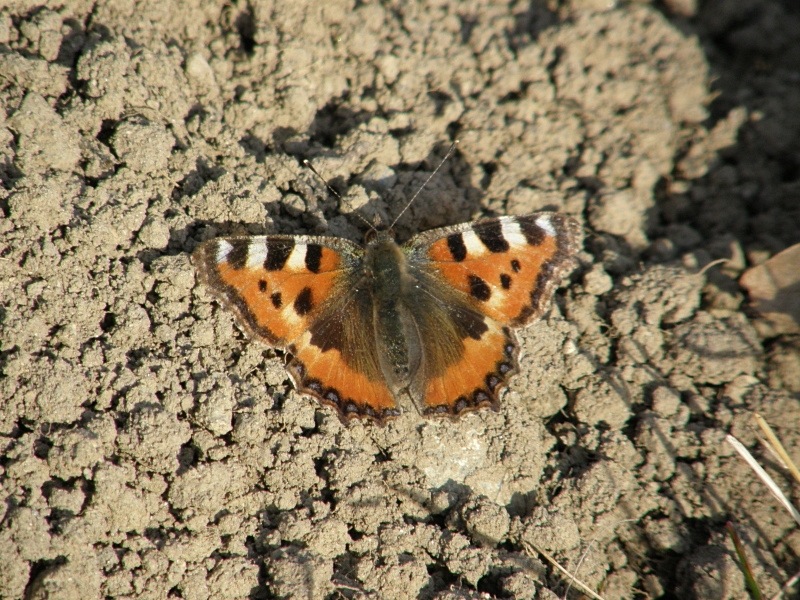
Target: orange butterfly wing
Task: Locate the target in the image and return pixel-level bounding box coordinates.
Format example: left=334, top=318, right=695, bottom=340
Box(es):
left=192, top=236, right=400, bottom=422
left=407, top=214, right=581, bottom=415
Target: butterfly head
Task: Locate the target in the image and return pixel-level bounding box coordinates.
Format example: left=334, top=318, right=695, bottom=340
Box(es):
left=363, top=226, right=396, bottom=247
left=361, top=140, right=461, bottom=249
left=304, top=141, right=460, bottom=252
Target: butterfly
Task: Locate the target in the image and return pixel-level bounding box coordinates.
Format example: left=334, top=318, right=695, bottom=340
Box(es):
left=192, top=208, right=581, bottom=424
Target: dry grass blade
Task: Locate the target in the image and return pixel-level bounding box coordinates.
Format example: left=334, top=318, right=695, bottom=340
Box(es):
left=522, top=540, right=607, bottom=600
left=725, top=434, right=800, bottom=527
left=771, top=569, right=800, bottom=600
left=566, top=518, right=637, bottom=600
left=754, top=413, right=800, bottom=485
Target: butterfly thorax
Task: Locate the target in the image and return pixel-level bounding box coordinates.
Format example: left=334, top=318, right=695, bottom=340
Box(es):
left=363, top=235, right=423, bottom=396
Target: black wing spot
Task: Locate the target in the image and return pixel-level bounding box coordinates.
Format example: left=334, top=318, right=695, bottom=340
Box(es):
left=468, top=274, right=491, bottom=302
left=309, top=315, right=344, bottom=352
left=511, top=259, right=521, bottom=273
left=500, top=273, right=512, bottom=289
left=519, top=219, right=545, bottom=246
left=305, top=243, right=323, bottom=273
left=271, top=292, right=282, bottom=308
left=475, top=220, right=509, bottom=253
left=265, top=240, right=294, bottom=271
left=447, top=233, right=467, bottom=261
left=258, top=279, right=268, bottom=292
left=294, top=287, right=314, bottom=316
left=226, top=241, right=249, bottom=270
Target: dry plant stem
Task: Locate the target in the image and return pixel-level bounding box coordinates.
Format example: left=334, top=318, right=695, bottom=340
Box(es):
left=754, top=413, right=800, bottom=485
left=565, top=519, right=637, bottom=600
left=522, top=541, right=607, bottom=600
left=695, top=258, right=729, bottom=276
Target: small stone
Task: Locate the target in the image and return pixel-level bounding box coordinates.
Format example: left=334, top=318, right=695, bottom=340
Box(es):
left=137, top=217, right=171, bottom=249
left=583, top=263, right=613, bottom=295
left=111, top=119, right=174, bottom=173
left=462, top=497, right=510, bottom=547
left=651, top=386, right=681, bottom=418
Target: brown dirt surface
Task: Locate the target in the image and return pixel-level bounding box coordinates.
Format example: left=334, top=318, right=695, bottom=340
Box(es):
left=1, top=0, right=799, bottom=599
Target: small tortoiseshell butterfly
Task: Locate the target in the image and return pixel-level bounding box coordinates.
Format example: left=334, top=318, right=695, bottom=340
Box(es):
left=192, top=159, right=580, bottom=424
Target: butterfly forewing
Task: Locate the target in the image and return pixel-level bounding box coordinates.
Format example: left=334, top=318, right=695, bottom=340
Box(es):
left=414, top=213, right=580, bottom=326
left=193, top=235, right=359, bottom=345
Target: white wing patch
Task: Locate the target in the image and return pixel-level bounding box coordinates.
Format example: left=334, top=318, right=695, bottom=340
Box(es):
left=462, top=230, right=487, bottom=257
left=247, top=239, right=267, bottom=268
left=216, top=240, right=233, bottom=264
left=286, top=244, right=308, bottom=272
left=500, top=218, right=528, bottom=248
left=535, top=215, right=555, bottom=237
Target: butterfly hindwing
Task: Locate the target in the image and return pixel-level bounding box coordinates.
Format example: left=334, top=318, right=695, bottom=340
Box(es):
left=286, top=284, right=402, bottom=423
left=411, top=292, right=518, bottom=415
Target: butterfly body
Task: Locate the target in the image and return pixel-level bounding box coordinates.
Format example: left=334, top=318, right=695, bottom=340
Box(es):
left=193, top=213, right=580, bottom=424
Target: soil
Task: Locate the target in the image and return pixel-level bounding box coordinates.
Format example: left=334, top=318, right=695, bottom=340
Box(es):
left=1, top=0, right=799, bottom=599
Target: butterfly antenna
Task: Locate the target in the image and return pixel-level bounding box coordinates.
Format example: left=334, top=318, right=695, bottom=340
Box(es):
left=390, top=139, right=460, bottom=230
left=303, top=159, right=376, bottom=232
